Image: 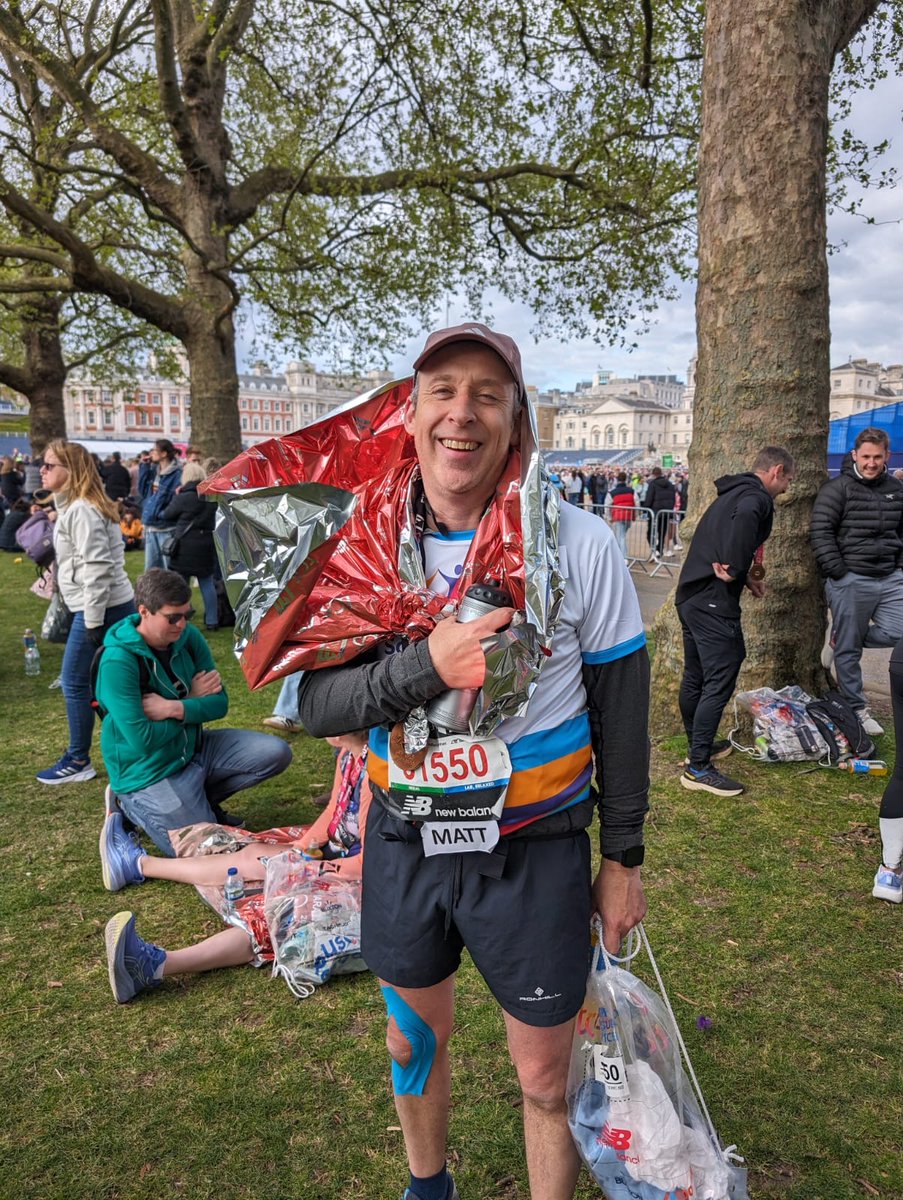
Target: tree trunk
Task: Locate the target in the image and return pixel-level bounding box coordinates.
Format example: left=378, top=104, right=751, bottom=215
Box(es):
left=650, top=0, right=877, bottom=734
left=6, top=295, right=68, bottom=456
left=183, top=313, right=242, bottom=461
left=181, top=216, right=242, bottom=461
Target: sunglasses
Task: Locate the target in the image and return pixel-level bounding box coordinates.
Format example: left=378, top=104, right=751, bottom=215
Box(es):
left=161, top=608, right=196, bottom=625
left=40, top=461, right=65, bottom=471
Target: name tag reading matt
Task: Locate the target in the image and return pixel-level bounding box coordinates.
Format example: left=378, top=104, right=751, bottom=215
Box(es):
left=421, top=820, right=500, bottom=857
left=388, top=734, right=512, bottom=823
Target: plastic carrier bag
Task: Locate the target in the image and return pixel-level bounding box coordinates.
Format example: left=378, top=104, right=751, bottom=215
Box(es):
left=732, top=686, right=827, bottom=763
left=567, top=926, right=747, bottom=1200
left=264, top=850, right=367, bottom=999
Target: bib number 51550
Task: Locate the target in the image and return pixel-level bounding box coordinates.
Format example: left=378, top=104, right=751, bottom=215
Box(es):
left=402, top=743, right=490, bottom=786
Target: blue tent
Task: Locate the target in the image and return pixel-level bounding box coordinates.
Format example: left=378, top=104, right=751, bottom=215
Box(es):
left=829, top=401, right=903, bottom=472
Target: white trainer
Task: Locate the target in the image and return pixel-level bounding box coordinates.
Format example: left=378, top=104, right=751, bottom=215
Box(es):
left=857, top=708, right=884, bottom=737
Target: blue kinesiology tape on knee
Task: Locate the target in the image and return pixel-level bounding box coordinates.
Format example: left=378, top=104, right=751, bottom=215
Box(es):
left=380, top=984, right=437, bottom=1096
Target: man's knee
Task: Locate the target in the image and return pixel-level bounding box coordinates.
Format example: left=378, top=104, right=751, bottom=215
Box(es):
left=259, top=733, right=293, bottom=775
left=381, top=985, right=451, bottom=1096
left=515, top=1057, right=568, bottom=1113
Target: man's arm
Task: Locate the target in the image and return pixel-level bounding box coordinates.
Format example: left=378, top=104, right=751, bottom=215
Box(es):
left=810, top=479, right=848, bottom=579
left=297, top=606, right=512, bottom=736
left=179, top=628, right=228, bottom=725
left=97, top=652, right=188, bottom=753
left=720, top=493, right=772, bottom=581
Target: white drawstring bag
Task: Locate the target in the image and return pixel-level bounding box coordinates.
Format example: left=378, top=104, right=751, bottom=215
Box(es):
left=567, top=925, right=747, bottom=1200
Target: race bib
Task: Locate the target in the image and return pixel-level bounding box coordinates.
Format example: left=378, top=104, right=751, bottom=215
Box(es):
left=388, top=734, right=512, bottom=822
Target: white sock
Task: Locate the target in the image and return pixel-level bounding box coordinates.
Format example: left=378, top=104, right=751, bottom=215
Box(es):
left=153, top=956, right=166, bottom=980
left=878, top=817, right=903, bottom=871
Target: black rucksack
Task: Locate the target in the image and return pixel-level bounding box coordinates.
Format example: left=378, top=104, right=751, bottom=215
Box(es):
left=90, top=646, right=151, bottom=720
left=805, top=691, right=876, bottom=763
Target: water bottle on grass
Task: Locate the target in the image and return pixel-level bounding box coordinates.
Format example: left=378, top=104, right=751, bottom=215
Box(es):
left=23, top=629, right=40, bottom=676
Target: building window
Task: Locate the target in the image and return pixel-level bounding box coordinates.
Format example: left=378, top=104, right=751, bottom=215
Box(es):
left=139, top=411, right=148, bottom=426
left=252, top=417, right=260, bottom=431
left=605, top=425, right=614, bottom=447
left=126, top=411, right=136, bottom=427
left=103, top=410, right=114, bottom=427
left=264, top=418, right=271, bottom=432
left=102, top=390, right=113, bottom=403
left=170, top=412, right=179, bottom=429
left=241, top=416, right=248, bottom=431
left=153, top=412, right=161, bottom=426
left=86, top=409, right=96, bottom=425
left=274, top=419, right=281, bottom=432
left=84, top=389, right=95, bottom=402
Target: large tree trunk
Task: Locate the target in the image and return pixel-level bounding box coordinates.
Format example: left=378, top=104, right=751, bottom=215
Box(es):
left=23, top=295, right=67, bottom=454
left=650, top=0, right=878, bottom=734
left=183, top=318, right=241, bottom=460
left=0, top=295, right=68, bottom=455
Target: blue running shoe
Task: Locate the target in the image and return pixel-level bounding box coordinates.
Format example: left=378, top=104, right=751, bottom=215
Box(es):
left=99, top=812, right=145, bottom=892
left=36, top=751, right=97, bottom=785
left=105, top=912, right=166, bottom=1003
left=403, top=1180, right=459, bottom=1200
left=872, top=866, right=902, bottom=903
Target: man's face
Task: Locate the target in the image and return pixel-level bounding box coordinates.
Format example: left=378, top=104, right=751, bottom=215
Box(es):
left=852, top=441, right=888, bottom=480
left=404, top=343, right=519, bottom=519
left=150, top=447, right=161, bottom=463
left=139, top=601, right=194, bottom=647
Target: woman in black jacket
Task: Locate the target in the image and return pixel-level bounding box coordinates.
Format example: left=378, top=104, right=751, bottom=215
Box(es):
left=161, top=460, right=220, bottom=631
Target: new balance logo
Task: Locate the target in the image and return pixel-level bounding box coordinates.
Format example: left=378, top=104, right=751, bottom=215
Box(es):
left=599, top=1122, right=632, bottom=1150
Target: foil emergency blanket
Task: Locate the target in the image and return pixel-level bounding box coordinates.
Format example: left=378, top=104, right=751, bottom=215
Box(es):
left=202, top=375, right=563, bottom=735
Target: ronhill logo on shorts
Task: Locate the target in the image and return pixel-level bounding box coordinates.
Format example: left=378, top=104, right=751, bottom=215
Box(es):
left=518, top=985, right=563, bottom=1003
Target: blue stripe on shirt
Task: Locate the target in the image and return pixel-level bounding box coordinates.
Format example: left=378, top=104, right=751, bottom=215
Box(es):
left=581, top=631, right=647, bottom=665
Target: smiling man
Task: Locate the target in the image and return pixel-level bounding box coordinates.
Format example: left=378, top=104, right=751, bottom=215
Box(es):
left=297, top=324, right=650, bottom=1200
left=94, top=568, right=292, bottom=856
left=811, top=427, right=903, bottom=735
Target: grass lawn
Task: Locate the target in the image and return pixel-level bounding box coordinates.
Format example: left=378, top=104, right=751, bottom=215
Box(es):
left=0, top=550, right=900, bottom=1200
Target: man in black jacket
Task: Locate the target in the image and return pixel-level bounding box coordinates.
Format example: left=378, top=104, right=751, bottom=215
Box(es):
left=676, top=446, right=795, bottom=796
left=811, top=427, right=903, bottom=736
left=646, top=466, right=677, bottom=559
left=102, top=452, right=132, bottom=502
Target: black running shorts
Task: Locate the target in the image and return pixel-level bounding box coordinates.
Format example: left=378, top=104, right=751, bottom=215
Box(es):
left=361, top=802, right=593, bottom=1027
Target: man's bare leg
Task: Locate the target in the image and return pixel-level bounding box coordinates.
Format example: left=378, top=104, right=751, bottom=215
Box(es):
left=381, top=976, right=456, bottom=1178
left=504, top=1010, right=581, bottom=1200
left=139, top=842, right=268, bottom=886
left=163, top=925, right=256, bottom=975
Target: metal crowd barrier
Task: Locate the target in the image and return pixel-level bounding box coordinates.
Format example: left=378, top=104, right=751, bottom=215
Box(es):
left=587, top=503, right=686, bottom=576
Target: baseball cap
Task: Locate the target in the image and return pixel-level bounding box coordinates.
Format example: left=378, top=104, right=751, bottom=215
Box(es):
left=413, top=322, right=526, bottom=402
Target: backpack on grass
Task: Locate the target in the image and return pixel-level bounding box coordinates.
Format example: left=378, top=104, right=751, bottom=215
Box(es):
left=805, top=691, right=876, bottom=763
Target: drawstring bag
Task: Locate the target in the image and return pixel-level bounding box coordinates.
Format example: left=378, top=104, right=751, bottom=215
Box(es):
left=567, top=925, right=747, bottom=1200
left=264, top=850, right=367, bottom=999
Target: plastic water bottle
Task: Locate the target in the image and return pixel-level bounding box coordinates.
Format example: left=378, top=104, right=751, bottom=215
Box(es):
left=23, top=629, right=40, bottom=676
left=224, top=866, right=244, bottom=910
left=838, top=758, right=888, bottom=776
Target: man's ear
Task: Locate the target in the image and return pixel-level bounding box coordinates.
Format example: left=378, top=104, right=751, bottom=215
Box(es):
left=403, top=398, right=416, bottom=436
left=509, top=402, right=523, bottom=448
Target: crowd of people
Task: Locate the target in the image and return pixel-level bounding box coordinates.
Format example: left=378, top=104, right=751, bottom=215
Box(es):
left=5, top=328, right=901, bottom=1200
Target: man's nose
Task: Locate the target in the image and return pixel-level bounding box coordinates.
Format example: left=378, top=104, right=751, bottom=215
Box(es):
left=446, top=387, right=477, bottom=422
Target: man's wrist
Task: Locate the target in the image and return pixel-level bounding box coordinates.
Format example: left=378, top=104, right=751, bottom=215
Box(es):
left=601, top=845, right=645, bottom=868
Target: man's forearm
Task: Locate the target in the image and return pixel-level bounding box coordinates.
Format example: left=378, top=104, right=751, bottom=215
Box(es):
left=582, top=647, right=651, bottom=853
left=297, top=639, right=445, bottom=737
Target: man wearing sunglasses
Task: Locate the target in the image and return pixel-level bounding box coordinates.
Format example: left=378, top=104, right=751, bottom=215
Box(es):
left=94, top=568, right=292, bottom=854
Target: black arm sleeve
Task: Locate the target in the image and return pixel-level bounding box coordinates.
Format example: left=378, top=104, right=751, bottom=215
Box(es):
left=297, top=639, right=446, bottom=737
left=581, top=645, right=651, bottom=853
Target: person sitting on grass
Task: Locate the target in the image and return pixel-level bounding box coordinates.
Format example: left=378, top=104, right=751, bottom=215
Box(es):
left=95, top=566, right=292, bottom=853
left=100, top=732, right=370, bottom=1003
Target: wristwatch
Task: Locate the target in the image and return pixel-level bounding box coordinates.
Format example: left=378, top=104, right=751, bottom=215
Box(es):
left=601, top=845, right=645, bottom=868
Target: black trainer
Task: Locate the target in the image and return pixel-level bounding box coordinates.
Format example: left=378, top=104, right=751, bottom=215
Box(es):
left=683, top=739, right=732, bottom=767
left=680, top=764, right=745, bottom=797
